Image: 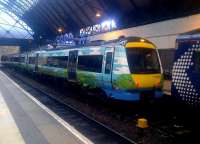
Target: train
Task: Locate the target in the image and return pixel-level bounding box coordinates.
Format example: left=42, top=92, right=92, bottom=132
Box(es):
left=172, top=29, right=200, bottom=106
left=1, top=37, right=164, bottom=101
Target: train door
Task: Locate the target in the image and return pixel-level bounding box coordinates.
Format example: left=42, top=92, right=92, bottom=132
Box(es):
left=68, top=50, right=78, bottom=81
left=102, top=47, right=114, bottom=92
left=35, top=53, right=39, bottom=72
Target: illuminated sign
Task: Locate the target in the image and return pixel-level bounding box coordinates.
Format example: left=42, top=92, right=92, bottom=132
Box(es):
left=80, top=19, right=117, bottom=37
left=56, top=32, right=75, bottom=46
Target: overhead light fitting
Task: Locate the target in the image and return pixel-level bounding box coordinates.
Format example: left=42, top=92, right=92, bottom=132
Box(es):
left=96, top=12, right=101, bottom=18
left=57, top=27, right=63, bottom=33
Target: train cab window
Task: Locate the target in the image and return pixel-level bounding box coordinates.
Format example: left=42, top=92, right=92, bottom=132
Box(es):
left=126, top=48, right=160, bottom=74
left=46, top=56, right=68, bottom=68
left=105, top=52, right=113, bottom=74
left=194, top=52, right=200, bottom=73
left=78, top=55, right=103, bottom=73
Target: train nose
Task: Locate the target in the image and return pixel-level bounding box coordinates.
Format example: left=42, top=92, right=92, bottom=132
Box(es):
left=132, top=74, right=162, bottom=88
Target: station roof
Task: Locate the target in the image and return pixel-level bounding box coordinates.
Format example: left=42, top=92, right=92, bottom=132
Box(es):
left=0, top=0, right=200, bottom=39
left=0, top=4, right=33, bottom=40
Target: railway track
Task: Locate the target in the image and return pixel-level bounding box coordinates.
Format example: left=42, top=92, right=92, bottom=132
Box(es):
left=3, top=68, right=136, bottom=144
left=3, top=67, right=198, bottom=144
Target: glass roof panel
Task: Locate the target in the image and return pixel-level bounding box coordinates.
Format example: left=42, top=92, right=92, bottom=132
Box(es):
left=0, top=0, right=39, bottom=16
left=0, top=5, right=34, bottom=39
left=0, top=11, right=17, bottom=25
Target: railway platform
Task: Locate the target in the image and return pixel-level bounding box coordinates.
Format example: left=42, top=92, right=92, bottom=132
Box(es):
left=0, top=70, right=90, bottom=144
left=0, top=69, right=134, bottom=144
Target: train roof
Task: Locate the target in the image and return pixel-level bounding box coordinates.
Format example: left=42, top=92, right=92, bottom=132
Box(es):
left=44, top=36, right=154, bottom=51
left=177, top=28, right=200, bottom=40
left=3, top=37, right=155, bottom=58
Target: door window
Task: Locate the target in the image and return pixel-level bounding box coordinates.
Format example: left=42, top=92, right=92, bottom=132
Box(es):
left=105, top=52, right=113, bottom=74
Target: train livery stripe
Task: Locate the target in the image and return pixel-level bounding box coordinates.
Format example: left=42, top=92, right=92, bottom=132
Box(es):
left=125, top=42, right=155, bottom=49
left=132, top=74, right=162, bottom=88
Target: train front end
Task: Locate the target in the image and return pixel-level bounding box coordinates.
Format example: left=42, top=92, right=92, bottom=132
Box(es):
left=125, top=39, right=163, bottom=101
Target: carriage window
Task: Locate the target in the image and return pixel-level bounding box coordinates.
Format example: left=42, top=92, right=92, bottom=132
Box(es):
left=10, top=57, right=14, bottom=62
left=38, top=56, right=47, bottom=65
left=105, top=52, right=113, bottom=74
left=13, top=57, right=20, bottom=62
left=78, top=55, right=103, bottom=73
left=1, top=56, right=7, bottom=62
left=20, top=57, right=25, bottom=63
left=29, top=57, right=36, bottom=64
left=194, top=52, right=200, bottom=73
left=46, top=56, right=68, bottom=68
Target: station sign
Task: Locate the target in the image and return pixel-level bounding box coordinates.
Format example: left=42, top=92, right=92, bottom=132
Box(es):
left=56, top=33, right=75, bottom=46
left=80, top=19, right=117, bottom=37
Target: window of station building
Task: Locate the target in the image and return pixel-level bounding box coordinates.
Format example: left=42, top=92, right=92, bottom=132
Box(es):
left=46, top=56, right=68, bottom=68
left=29, top=57, right=36, bottom=64
left=77, top=55, right=103, bottom=73
left=194, top=52, right=200, bottom=73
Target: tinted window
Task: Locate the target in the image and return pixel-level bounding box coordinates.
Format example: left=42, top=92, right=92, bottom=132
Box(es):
left=13, top=57, right=20, bottom=62
left=194, top=52, right=200, bottom=73
left=105, top=52, right=113, bottom=74
left=20, top=57, right=25, bottom=63
left=29, top=57, right=35, bottom=64
left=126, top=48, right=161, bottom=74
left=46, top=56, right=68, bottom=68
left=78, top=55, right=103, bottom=73
left=38, top=56, right=47, bottom=65
left=1, top=56, right=7, bottom=62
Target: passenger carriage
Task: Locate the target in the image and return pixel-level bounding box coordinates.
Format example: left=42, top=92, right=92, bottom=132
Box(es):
left=2, top=37, right=163, bottom=101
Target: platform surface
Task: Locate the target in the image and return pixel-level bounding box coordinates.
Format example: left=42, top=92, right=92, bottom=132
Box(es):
left=0, top=70, right=88, bottom=144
